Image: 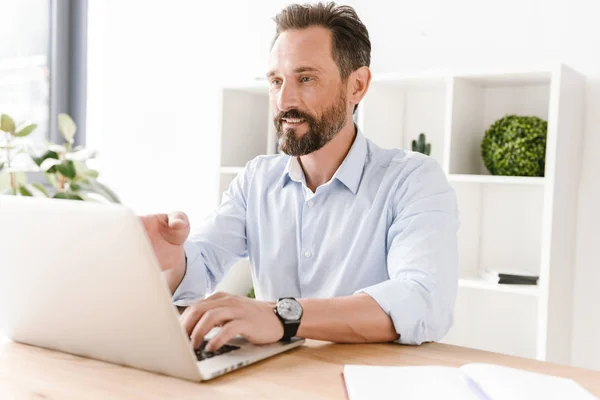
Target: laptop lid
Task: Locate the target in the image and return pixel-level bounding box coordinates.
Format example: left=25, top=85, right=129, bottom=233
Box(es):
left=0, top=196, right=201, bottom=381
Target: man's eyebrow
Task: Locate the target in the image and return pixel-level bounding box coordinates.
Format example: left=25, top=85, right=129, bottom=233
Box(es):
left=293, top=66, right=322, bottom=74
left=266, top=66, right=322, bottom=78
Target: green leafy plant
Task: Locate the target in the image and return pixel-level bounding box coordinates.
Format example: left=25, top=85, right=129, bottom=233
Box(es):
left=0, top=114, right=38, bottom=195
left=246, top=287, right=255, bottom=299
left=481, top=115, right=547, bottom=177
left=412, top=133, right=431, bottom=155
left=0, top=112, right=120, bottom=202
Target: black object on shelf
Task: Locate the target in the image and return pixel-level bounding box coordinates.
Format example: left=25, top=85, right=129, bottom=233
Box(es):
left=478, top=268, right=539, bottom=286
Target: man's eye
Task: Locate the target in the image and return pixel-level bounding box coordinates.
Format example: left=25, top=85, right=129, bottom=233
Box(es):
left=270, top=79, right=282, bottom=86
left=300, top=76, right=312, bottom=83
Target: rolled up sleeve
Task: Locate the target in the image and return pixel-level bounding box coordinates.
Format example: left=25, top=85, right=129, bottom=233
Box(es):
left=358, top=158, right=460, bottom=345
left=172, top=159, right=255, bottom=305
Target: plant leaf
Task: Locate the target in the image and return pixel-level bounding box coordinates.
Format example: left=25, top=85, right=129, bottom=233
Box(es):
left=0, top=170, right=9, bottom=190
left=58, top=113, right=76, bottom=144
left=66, top=149, right=97, bottom=161
left=18, top=184, right=33, bottom=196
left=14, top=124, right=37, bottom=137
left=39, top=158, right=62, bottom=172
left=71, top=175, right=89, bottom=184
left=1, top=114, right=15, bottom=133
left=0, top=162, right=4, bottom=171
left=56, top=160, right=76, bottom=179
left=87, top=179, right=120, bottom=203
left=73, top=160, right=99, bottom=181
left=12, top=172, right=28, bottom=186
left=53, top=192, right=83, bottom=201
left=45, top=172, right=59, bottom=189
left=47, top=143, right=67, bottom=153
left=32, top=150, right=59, bottom=170
left=78, top=192, right=105, bottom=203
left=85, top=169, right=99, bottom=178
left=70, top=182, right=81, bottom=191
left=30, top=183, right=50, bottom=197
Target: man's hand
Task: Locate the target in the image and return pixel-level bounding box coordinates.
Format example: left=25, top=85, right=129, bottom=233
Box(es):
left=180, top=292, right=284, bottom=352
left=140, top=212, right=190, bottom=272
left=140, top=212, right=190, bottom=293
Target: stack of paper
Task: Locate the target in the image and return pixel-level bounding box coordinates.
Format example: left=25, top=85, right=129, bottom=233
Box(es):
left=343, top=363, right=597, bottom=400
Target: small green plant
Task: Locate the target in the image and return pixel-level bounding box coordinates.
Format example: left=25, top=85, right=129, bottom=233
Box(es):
left=0, top=112, right=119, bottom=202
left=247, top=287, right=255, bottom=299
left=481, top=115, right=547, bottom=177
left=0, top=114, right=38, bottom=195
left=412, top=133, right=431, bottom=155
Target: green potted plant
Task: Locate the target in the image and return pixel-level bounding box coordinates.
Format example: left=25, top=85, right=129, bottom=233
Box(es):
left=0, top=114, right=39, bottom=195
left=481, top=115, right=547, bottom=177
left=0, top=113, right=119, bottom=202
left=412, top=133, right=431, bottom=155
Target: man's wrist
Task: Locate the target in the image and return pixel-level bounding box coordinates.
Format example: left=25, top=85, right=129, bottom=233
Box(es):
left=273, top=298, right=303, bottom=341
left=166, top=248, right=187, bottom=294
left=262, top=300, right=285, bottom=340
left=175, top=248, right=187, bottom=287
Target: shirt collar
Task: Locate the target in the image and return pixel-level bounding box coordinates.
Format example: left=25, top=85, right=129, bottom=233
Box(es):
left=279, top=126, right=368, bottom=195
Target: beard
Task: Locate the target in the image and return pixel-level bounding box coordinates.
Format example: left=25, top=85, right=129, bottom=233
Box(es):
left=274, top=87, right=348, bottom=156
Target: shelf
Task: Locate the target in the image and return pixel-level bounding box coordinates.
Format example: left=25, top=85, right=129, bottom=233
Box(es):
left=358, top=78, right=448, bottom=167
left=220, top=166, right=245, bottom=174
left=448, top=75, right=550, bottom=175
left=458, top=273, right=539, bottom=296
left=448, top=174, right=545, bottom=185
left=221, top=88, right=269, bottom=166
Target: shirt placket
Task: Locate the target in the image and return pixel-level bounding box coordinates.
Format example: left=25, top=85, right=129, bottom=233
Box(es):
left=298, top=185, right=319, bottom=293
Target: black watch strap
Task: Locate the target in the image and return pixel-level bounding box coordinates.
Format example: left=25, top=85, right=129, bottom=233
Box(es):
left=280, top=319, right=300, bottom=341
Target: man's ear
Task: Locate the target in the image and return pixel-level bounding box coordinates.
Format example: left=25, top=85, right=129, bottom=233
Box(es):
left=348, top=66, right=372, bottom=108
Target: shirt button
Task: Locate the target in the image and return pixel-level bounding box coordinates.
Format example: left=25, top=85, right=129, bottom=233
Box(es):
left=307, top=200, right=314, bottom=207
left=304, top=251, right=312, bottom=258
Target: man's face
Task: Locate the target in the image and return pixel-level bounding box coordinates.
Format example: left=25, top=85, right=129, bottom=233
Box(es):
left=267, top=26, right=350, bottom=156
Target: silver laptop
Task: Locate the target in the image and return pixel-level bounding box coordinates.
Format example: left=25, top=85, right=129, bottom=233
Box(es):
left=0, top=195, right=304, bottom=381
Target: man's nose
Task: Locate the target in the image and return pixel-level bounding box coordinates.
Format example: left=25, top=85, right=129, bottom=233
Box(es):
left=276, top=81, right=301, bottom=112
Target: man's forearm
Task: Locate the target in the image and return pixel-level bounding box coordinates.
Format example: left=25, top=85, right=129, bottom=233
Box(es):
left=296, top=293, right=399, bottom=343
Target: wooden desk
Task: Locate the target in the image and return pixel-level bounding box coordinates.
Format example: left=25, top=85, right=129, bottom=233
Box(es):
left=1, top=339, right=599, bottom=399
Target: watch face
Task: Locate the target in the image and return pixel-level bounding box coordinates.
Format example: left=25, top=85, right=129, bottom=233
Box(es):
left=277, top=298, right=302, bottom=321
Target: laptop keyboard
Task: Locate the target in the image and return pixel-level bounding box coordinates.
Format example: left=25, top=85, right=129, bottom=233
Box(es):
left=194, top=340, right=241, bottom=361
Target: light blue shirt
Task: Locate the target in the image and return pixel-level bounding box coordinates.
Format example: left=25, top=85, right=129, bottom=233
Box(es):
left=174, top=128, right=460, bottom=345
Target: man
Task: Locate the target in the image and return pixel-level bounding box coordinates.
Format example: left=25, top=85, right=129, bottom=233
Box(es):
left=142, top=2, right=459, bottom=353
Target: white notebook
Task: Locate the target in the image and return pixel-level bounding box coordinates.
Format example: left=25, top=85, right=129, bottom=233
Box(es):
left=343, top=363, right=597, bottom=400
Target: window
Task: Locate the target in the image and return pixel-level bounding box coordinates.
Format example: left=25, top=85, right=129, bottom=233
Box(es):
left=0, top=0, right=87, bottom=145
left=0, top=0, right=50, bottom=141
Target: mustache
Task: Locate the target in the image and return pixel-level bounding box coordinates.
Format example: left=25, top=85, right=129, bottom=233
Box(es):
left=275, top=109, right=314, bottom=122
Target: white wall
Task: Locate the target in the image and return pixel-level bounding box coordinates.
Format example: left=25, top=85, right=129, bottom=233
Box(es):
left=87, top=0, right=600, bottom=370
left=87, top=0, right=270, bottom=225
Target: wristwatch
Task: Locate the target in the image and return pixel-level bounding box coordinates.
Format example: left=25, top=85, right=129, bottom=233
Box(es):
left=273, top=297, right=303, bottom=341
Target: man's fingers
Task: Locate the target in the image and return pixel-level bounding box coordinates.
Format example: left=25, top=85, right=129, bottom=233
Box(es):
left=156, top=211, right=189, bottom=245
left=189, top=307, right=238, bottom=349
left=206, top=321, right=244, bottom=352
left=205, top=291, right=229, bottom=301
left=180, top=297, right=234, bottom=336
left=167, top=211, right=189, bottom=230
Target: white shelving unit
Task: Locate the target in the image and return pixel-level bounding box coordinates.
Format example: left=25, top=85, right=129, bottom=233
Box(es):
left=216, top=65, right=585, bottom=364
left=214, top=83, right=277, bottom=296
left=448, top=174, right=546, bottom=186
